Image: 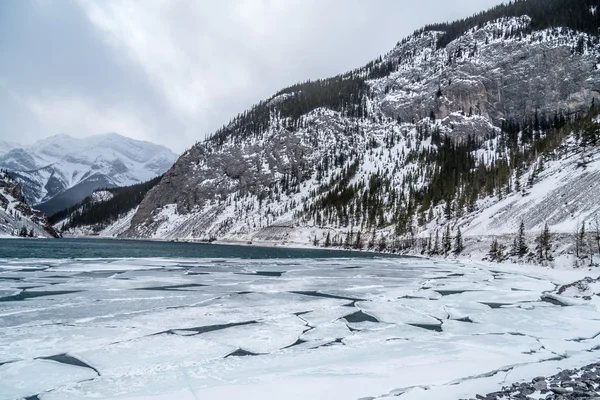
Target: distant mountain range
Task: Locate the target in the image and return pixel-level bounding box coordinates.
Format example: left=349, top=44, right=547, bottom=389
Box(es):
left=0, top=133, right=177, bottom=215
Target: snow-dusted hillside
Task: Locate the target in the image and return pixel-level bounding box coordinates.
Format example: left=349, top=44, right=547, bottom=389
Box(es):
left=0, top=171, right=60, bottom=238
left=58, top=207, right=138, bottom=238
left=0, top=133, right=177, bottom=215
left=124, top=11, right=600, bottom=253
left=52, top=176, right=162, bottom=238
left=459, top=135, right=600, bottom=236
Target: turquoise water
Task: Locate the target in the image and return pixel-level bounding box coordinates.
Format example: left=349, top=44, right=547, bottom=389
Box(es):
left=0, top=238, right=394, bottom=259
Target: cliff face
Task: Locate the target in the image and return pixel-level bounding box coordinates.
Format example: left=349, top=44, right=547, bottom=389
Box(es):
left=375, top=18, right=599, bottom=124
left=125, top=13, right=600, bottom=243
left=0, top=171, right=60, bottom=238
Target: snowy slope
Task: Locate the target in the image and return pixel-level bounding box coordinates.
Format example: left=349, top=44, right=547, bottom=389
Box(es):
left=120, top=15, right=600, bottom=251
left=0, top=171, right=60, bottom=238
left=58, top=207, right=138, bottom=238
left=0, top=133, right=177, bottom=214
left=460, top=136, right=600, bottom=236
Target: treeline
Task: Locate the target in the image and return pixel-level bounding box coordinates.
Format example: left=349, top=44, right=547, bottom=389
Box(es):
left=421, top=0, right=600, bottom=49
left=50, top=176, right=162, bottom=230
left=489, top=219, right=600, bottom=267
left=15, top=227, right=35, bottom=238
left=318, top=225, right=465, bottom=256
left=208, top=74, right=369, bottom=147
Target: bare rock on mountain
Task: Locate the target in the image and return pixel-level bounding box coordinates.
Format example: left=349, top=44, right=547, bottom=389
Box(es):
left=0, top=171, right=60, bottom=238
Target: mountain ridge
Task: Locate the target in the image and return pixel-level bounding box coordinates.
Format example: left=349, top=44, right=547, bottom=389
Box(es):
left=124, top=0, right=600, bottom=249
left=0, top=133, right=177, bottom=215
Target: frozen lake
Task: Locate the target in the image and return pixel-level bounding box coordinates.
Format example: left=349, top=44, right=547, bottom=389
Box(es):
left=1, top=248, right=599, bottom=399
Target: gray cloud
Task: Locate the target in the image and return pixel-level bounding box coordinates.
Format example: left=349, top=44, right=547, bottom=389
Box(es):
left=0, top=0, right=505, bottom=152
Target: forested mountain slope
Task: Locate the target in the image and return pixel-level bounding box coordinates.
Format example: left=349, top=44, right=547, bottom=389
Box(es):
left=51, top=176, right=162, bottom=237
left=124, top=0, right=600, bottom=253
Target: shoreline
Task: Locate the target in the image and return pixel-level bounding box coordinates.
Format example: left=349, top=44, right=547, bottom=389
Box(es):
left=6, top=234, right=598, bottom=280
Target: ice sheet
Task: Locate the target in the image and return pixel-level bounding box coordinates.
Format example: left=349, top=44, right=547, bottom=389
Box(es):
left=0, top=257, right=599, bottom=400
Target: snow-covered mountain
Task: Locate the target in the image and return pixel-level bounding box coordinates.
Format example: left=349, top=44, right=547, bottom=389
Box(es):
left=91, top=0, right=598, bottom=262
left=0, top=171, right=60, bottom=238
left=0, top=133, right=177, bottom=215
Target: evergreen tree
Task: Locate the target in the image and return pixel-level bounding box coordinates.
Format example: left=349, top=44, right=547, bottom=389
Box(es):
left=344, top=231, right=352, bottom=248
left=354, top=231, right=363, bottom=250
left=432, top=230, right=440, bottom=255
left=427, top=233, right=432, bottom=254
left=324, top=232, right=331, bottom=248
left=489, top=239, right=499, bottom=261
left=443, top=225, right=452, bottom=255
left=444, top=199, right=453, bottom=220
left=515, top=168, right=522, bottom=192
left=594, top=217, right=600, bottom=257
left=535, top=223, right=552, bottom=261
left=512, top=221, right=528, bottom=258
left=378, top=235, right=387, bottom=252
left=576, top=221, right=586, bottom=259
left=368, top=230, right=376, bottom=249
left=454, top=227, right=464, bottom=254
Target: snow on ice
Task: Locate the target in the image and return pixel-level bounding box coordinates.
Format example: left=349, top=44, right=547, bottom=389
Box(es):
left=0, top=257, right=599, bottom=400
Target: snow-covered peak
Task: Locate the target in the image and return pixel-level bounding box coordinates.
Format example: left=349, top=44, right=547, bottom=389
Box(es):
left=25, top=133, right=175, bottom=166
left=0, top=133, right=178, bottom=213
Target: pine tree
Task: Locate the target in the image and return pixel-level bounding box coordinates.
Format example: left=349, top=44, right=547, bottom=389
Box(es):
left=368, top=230, right=376, bottom=249
left=344, top=231, right=352, bottom=249
left=489, top=239, right=499, bottom=261
left=512, top=221, right=528, bottom=258
left=432, top=230, right=440, bottom=255
left=378, top=235, right=387, bottom=252
left=443, top=225, right=452, bottom=255
left=535, top=223, right=552, bottom=261
left=454, top=227, right=464, bottom=254
left=594, top=216, right=600, bottom=257
left=324, top=232, right=331, bottom=247
left=444, top=199, right=453, bottom=220
left=576, top=222, right=586, bottom=259
left=427, top=233, right=432, bottom=254
left=354, top=231, right=363, bottom=250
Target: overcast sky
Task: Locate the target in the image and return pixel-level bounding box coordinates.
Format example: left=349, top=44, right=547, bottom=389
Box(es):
left=0, top=0, right=505, bottom=153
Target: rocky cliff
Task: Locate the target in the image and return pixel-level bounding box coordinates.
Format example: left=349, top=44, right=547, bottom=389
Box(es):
left=0, top=171, right=60, bottom=238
